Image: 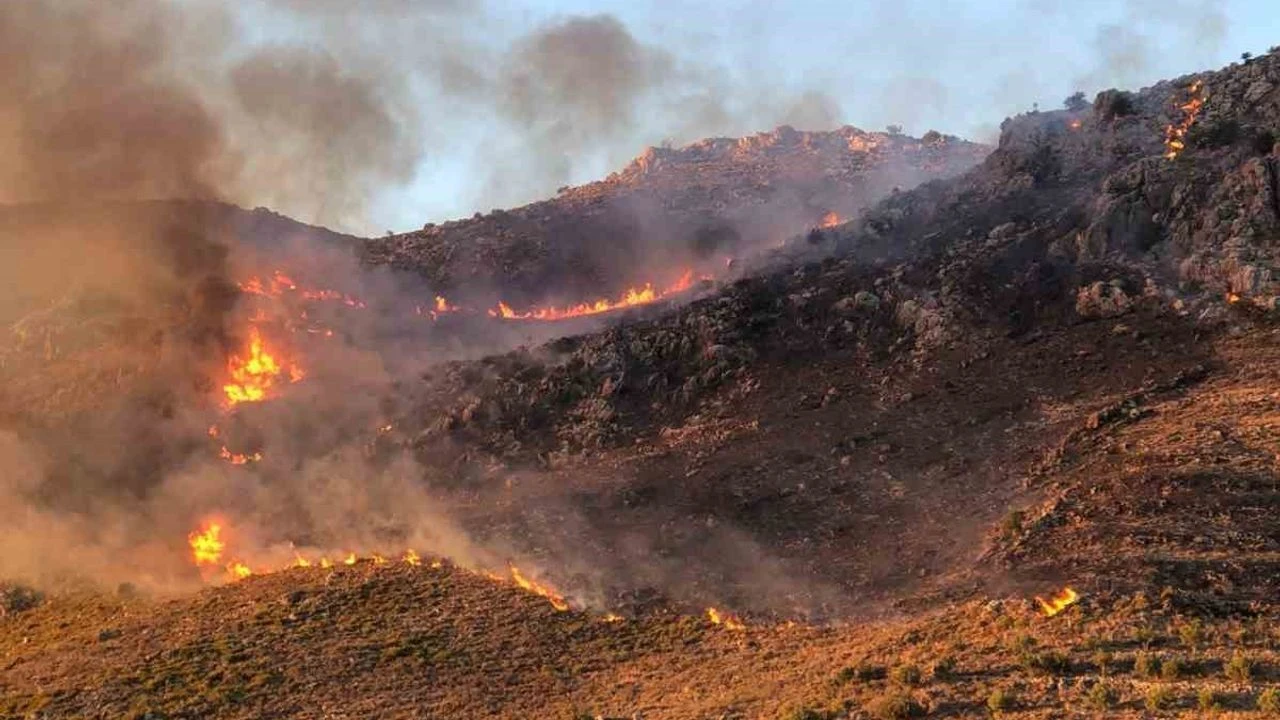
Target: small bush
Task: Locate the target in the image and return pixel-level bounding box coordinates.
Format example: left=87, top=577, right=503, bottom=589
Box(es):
left=865, top=691, right=925, bottom=720
left=1093, top=89, right=1136, bottom=120
left=847, top=662, right=887, bottom=681
left=1160, top=655, right=1187, bottom=680
left=1012, top=633, right=1037, bottom=650
left=0, top=584, right=43, bottom=616
left=1133, top=626, right=1156, bottom=647
left=1144, top=686, right=1172, bottom=712
left=890, top=664, right=922, bottom=686
left=1001, top=510, right=1025, bottom=538
left=1198, top=687, right=1222, bottom=711
left=1134, top=652, right=1160, bottom=678
left=1225, top=651, right=1253, bottom=682
left=1091, top=650, right=1114, bottom=675
left=1177, top=619, right=1204, bottom=649
left=1021, top=650, right=1071, bottom=676
left=1255, top=129, right=1277, bottom=156
left=1087, top=682, right=1117, bottom=710
left=986, top=687, right=1015, bottom=713
left=929, top=655, right=956, bottom=681
left=1258, top=687, right=1280, bottom=712
left=832, top=666, right=857, bottom=686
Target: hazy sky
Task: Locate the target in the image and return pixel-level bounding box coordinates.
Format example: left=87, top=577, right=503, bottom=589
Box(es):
left=253, top=1, right=1278, bottom=233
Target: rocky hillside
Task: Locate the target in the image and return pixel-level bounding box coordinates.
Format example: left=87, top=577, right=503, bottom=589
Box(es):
left=361, top=126, right=988, bottom=307
left=3, top=50, right=1280, bottom=720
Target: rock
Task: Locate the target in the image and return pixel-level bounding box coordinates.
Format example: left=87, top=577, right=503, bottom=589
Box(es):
left=1244, top=80, right=1273, bottom=104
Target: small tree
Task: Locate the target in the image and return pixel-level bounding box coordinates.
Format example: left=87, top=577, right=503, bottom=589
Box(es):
left=885, top=124, right=903, bottom=135
left=1064, top=91, right=1089, bottom=112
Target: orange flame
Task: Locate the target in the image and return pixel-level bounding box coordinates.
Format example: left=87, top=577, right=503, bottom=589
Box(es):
left=1034, top=587, right=1080, bottom=617
left=1068, top=119, right=1083, bottom=131
left=509, top=565, right=570, bottom=611
left=819, top=211, right=840, bottom=228
left=343, top=552, right=357, bottom=566
left=403, top=549, right=421, bottom=566
left=222, top=326, right=302, bottom=406
left=1163, top=80, right=1205, bottom=160
left=188, top=523, right=225, bottom=566
left=488, top=269, right=704, bottom=321
left=227, top=561, right=253, bottom=580
left=706, top=607, right=746, bottom=631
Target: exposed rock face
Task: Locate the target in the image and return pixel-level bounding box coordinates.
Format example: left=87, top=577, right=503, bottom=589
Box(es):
left=361, top=126, right=988, bottom=306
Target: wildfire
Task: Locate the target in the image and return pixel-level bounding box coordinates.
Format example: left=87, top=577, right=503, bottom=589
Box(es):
left=227, top=561, right=253, bottom=580
left=218, top=446, right=262, bottom=465
left=1163, top=80, right=1205, bottom=160
left=188, top=523, right=225, bottom=566
left=1068, top=119, right=1083, bottom=131
left=706, top=607, right=746, bottom=631
left=239, top=270, right=365, bottom=308
left=222, top=326, right=303, bottom=407
left=509, top=565, right=571, bottom=611
left=488, top=269, right=704, bottom=321
left=1034, top=587, right=1080, bottom=617
left=403, top=549, right=421, bottom=566
left=819, top=211, right=840, bottom=228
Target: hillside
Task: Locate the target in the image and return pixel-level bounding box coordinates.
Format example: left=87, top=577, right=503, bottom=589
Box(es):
left=361, top=126, right=987, bottom=307
left=3, top=49, right=1280, bottom=719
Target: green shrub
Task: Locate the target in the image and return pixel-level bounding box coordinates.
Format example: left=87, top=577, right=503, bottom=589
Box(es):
left=890, top=664, right=922, bottom=686
left=1086, top=682, right=1117, bottom=710
left=1001, top=510, right=1025, bottom=538
left=986, top=687, right=1015, bottom=713
left=865, top=691, right=925, bottom=720
left=1160, top=655, right=1187, bottom=680
left=1225, top=651, right=1253, bottom=682
left=1134, top=652, right=1160, bottom=678
left=844, top=662, right=886, bottom=682
left=929, top=655, right=957, bottom=681
left=1258, top=687, right=1280, bottom=712
left=1133, top=626, right=1156, bottom=647
left=1177, top=619, right=1203, bottom=649
left=1091, top=650, right=1114, bottom=675
left=1021, top=649, right=1071, bottom=676
left=1197, top=687, right=1222, bottom=712
left=1144, top=686, right=1172, bottom=712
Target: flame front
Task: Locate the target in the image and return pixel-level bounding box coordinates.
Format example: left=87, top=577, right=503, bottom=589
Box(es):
left=1163, top=80, right=1205, bottom=160
left=1034, top=587, right=1080, bottom=617
left=488, top=269, right=704, bottom=321
left=706, top=607, right=746, bottom=631
left=222, top=326, right=302, bottom=407
left=819, top=211, right=840, bottom=228
left=509, top=565, right=570, bottom=611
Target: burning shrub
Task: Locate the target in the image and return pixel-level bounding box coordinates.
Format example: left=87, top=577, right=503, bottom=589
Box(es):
left=1093, top=90, right=1136, bottom=121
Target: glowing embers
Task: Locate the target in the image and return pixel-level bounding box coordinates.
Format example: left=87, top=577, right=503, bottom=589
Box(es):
left=221, top=326, right=304, bottom=407
left=819, top=211, right=841, bottom=228
left=706, top=607, right=746, bottom=631
left=1034, top=587, right=1080, bottom=617
left=1163, top=80, right=1205, bottom=160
